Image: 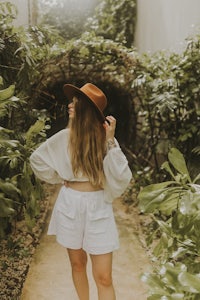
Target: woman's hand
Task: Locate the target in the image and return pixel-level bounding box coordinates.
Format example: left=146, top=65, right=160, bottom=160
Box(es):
left=103, top=115, right=116, bottom=141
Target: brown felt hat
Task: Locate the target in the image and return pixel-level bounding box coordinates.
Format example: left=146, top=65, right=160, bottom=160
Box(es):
left=63, top=83, right=107, bottom=122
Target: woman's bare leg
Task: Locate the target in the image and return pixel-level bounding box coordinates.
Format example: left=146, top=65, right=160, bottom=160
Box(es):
left=90, top=252, right=116, bottom=300
left=67, top=248, right=89, bottom=300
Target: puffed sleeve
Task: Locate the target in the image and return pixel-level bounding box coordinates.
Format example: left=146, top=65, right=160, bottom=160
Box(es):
left=30, top=129, right=68, bottom=184
left=103, top=139, right=132, bottom=202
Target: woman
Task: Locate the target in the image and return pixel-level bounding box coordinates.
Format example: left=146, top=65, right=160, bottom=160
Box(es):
left=30, top=83, right=132, bottom=300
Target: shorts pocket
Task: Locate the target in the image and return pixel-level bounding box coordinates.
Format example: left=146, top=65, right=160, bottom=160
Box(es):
left=56, top=204, right=76, bottom=230
left=89, top=208, right=111, bottom=234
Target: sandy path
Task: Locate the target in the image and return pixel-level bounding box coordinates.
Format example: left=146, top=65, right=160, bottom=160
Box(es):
left=21, top=186, right=151, bottom=300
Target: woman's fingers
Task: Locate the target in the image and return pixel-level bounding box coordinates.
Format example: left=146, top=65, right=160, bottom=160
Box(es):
left=104, top=116, right=116, bottom=140
left=105, top=116, right=116, bottom=127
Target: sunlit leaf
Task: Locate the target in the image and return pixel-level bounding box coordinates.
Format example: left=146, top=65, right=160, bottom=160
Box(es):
left=168, top=148, right=191, bottom=182
left=0, top=180, right=21, bottom=198
left=0, top=193, right=16, bottom=217
left=153, top=233, right=168, bottom=257
left=161, top=161, right=176, bottom=180
left=141, top=273, right=167, bottom=294
left=178, top=271, right=200, bottom=293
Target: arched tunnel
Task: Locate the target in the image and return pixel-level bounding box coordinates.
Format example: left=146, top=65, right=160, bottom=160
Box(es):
left=31, top=39, right=138, bottom=165
left=35, top=80, right=136, bottom=149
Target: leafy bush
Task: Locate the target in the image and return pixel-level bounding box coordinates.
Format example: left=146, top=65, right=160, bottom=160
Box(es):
left=0, top=80, right=48, bottom=237
left=138, top=148, right=200, bottom=299
left=31, top=29, right=200, bottom=188
left=0, top=2, right=66, bottom=92
left=38, top=0, right=137, bottom=47
left=132, top=38, right=200, bottom=183
left=38, top=0, right=100, bottom=40
left=86, top=0, right=137, bottom=47
left=0, top=2, right=55, bottom=237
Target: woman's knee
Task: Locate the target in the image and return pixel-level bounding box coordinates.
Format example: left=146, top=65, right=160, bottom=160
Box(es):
left=94, top=272, right=113, bottom=287
left=90, top=252, right=113, bottom=287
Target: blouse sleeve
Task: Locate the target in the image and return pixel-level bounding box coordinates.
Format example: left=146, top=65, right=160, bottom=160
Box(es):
left=29, top=130, right=67, bottom=184
left=103, top=139, right=132, bottom=201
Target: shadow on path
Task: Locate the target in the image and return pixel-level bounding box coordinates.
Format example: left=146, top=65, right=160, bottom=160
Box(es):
left=21, top=186, right=151, bottom=300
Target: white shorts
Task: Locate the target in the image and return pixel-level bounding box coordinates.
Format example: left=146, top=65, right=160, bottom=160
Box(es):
left=47, top=186, right=119, bottom=255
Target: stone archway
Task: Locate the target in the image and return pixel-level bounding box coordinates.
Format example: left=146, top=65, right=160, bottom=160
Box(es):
left=31, top=37, right=139, bottom=151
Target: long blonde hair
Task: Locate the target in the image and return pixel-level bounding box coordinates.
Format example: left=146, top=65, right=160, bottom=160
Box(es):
left=68, top=95, right=106, bottom=188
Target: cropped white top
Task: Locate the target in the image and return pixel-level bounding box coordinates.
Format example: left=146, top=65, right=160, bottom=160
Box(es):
left=30, top=128, right=132, bottom=203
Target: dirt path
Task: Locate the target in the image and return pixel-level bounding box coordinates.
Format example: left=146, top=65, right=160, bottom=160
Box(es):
left=20, top=186, right=151, bottom=300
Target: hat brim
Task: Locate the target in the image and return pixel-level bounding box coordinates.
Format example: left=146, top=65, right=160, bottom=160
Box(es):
left=63, top=84, right=105, bottom=122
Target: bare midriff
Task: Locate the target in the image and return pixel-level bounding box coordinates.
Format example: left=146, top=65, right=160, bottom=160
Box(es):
left=64, top=180, right=103, bottom=192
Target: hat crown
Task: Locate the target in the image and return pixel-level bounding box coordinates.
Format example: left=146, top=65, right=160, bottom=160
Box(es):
left=63, top=82, right=107, bottom=122
left=80, top=83, right=107, bottom=112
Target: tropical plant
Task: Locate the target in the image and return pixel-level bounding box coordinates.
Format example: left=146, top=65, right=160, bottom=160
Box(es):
left=38, top=0, right=100, bottom=40
left=86, top=0, right=137, bottom=47
left=0, top=3, right=68, bottom=237
left=138, top=148, right=200, bottom=299
left=0, top=1, right=66, bottom=92
left=132, top=38, right=200, bottom=182
left=0, top=76, right=49, bottom=237
left=0, top=121, right=48, bottom=236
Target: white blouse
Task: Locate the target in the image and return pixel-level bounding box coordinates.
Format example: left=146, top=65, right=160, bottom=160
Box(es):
left=30, top=128, right=132, bottom=203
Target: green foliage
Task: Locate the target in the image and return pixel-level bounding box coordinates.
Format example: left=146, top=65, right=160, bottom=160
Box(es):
left=0, top=1, right=66, bottom=91
left=142, top=262, right=200, bottom=300
left=0, top=83, right=18, bottom=117
left=0, top=110, right=48, bottom=237
left=38, top=0, right=100, bottom=40
left=0, top=5, right=52, bottom=236
left=86, top=0, right=137, bottom=47
left=0, top=2, right=17, bottom=29
left=15, top=25, right=66, bottom=90
left=0, top=3, right=68, bottom=237
left=132, top=39, right=200, bottom=181
left=138, top=148, right=200, bottom=298
left=38, top=0, right=137, bottom=47
left=33, top=28, right=200, bottom=188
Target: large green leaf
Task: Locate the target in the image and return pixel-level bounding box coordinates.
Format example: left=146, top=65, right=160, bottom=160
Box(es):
left=141, top=273, right=167, bottom=294
left=0, top=180, right=21, bottom=198
left=138, top=181, right=176, bottom=200
left=138, top=184, right=182, bottom=213
left=158, top=192, right=181, bottom=215
left=153, top=232, right=168, bottom=257
left=0, top=138, right=19, bottom=149
left=0, top=193, right=15, bottom=217
left=178, top=271, right=200, bottom=293
left=0, top=84, right=15, bottom=101
left=25, top=119, right=46, bottom=148
left=172, top=211, right=195, bottom=236
left=179, top=190, right=200, bottom=215
left=139, top=189, right=166, bottom=213
left=138, top=181, right=175, bottom=207
left=156, top=219, right=172, bottom=236
left=168, top=148, right=191, bottom=182
left=161, top=161, right=176, bottom=180
left=161, top=263, right=186, bottom=291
